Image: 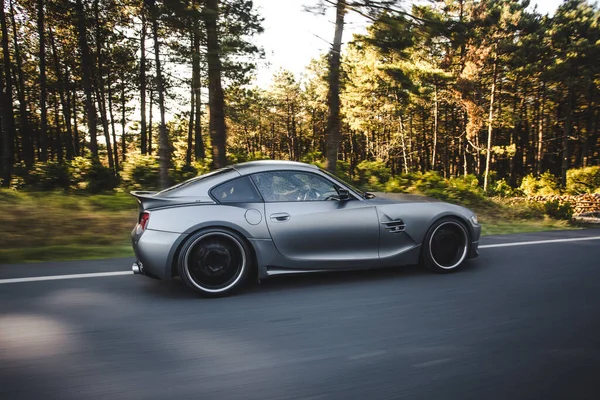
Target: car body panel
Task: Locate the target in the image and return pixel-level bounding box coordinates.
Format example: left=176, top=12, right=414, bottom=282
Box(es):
left=264, top=200, right=379, bottom=262
left=131, top=160, right=481, bottom=282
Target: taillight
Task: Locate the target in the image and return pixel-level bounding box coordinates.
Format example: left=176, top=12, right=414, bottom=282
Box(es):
left=139, top=212, right=150, bottom=231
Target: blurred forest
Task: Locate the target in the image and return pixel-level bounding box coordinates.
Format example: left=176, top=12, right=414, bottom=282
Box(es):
left=0, top=0, right=599, bottom=194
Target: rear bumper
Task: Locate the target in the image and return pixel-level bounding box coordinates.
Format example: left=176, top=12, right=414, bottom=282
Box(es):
left=132, top=261, right=143, bottom=274
left=132, top=229, right=182, bottom=279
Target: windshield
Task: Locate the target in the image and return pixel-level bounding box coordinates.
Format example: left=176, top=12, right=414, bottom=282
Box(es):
left=319, top=169, right=365, bottom=198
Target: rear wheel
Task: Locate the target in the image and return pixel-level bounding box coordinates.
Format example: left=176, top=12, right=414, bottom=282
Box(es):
left=421, top=218, right=470, bottom=273
left=177, top=229, right=251, bottom=297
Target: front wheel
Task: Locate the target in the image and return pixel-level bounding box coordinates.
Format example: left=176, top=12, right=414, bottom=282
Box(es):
left=177, top=229, right=251, bottom=297
left=421, top=218, right=470, bottom=273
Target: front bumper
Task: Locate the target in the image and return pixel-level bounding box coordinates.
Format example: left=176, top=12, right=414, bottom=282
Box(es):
left=469, top=240, right=479, bottom=258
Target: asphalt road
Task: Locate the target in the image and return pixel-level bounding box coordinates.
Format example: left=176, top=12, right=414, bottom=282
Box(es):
left=1, top=230, right=600, bottom=400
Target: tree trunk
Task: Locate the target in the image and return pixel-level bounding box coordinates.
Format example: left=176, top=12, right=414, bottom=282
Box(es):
left=0, top=0, right=16, bottom=186
left=52, top=91, right=63, bottom=162
left=325, top=0, right=345, bottom=174
left=140, top=6, right=147, bottom=155
left=121, top=81, right=126, bottom=162
left=536, top=81, right=545, bottom=175
left=94, top=0, right=114, bottom=172
left=562, top=88, right=572, bottom=186
left=148, top=87, right=153, bottom=154
left=186, top=30, right=195, bottom=166
left=49, top=27, right=74, bottom=160
left=483, top=51, right=498, bottom=192
left=186, top=74, right=195, bottom=165
left=9, top=0, right=33, bottom=167
left=186, top=74, right=195, bottom=166
left=192, top=2, right=204, bottom=161
left=74, top=0, right=98, bottom=159
left=37, top=0, right=48, bottom=161
left=72, top=89, right=80, bottom=156
left=203, top=0, right=227, bottom=168
left=150, top=3, right=170, bottom=189
left=432, top=81, right=438, bottom=170
left=107, top=78, right=119, bottom=171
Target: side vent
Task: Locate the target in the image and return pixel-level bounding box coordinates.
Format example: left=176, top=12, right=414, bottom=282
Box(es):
left=382, top=219, right=406, bottom=233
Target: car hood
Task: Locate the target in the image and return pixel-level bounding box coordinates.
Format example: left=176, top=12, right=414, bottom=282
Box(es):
left=365, top=192, right=442, bottom=204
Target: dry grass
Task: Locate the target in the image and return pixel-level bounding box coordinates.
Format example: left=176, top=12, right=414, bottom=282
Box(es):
left=0, top=190, right=583, bottom=264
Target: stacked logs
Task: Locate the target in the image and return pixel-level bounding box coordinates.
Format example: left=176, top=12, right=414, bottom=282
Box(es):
left=527, top=194, right=600, bottom=216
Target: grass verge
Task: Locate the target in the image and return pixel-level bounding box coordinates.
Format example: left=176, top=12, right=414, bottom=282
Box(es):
left=0, top=244, right=133, bottom=264
left=0, top=189, right=587, bottom=264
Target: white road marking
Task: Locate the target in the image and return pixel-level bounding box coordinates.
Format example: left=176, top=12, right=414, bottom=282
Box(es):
left=412, top=358, right=452, bottom=368
left=1, top=236, right=599, bottom=284
left=347, top=350, right=387, bottom=360
left=479, top=236, right=600, bottom=249
left=0, top=271, right=131, bottom=284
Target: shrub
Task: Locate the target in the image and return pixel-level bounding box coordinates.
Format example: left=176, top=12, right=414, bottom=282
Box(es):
left=510, top=199, right=546, bottom=219
left=414, top=171, right=447, bottom=198
left=69, top=157, right=118, bottom=193
left=543, top=199, right=573, bottom=220
left=21, top=161, right=70, bottom=191
left=519, top=172, right=560, bottom=196
left=566, top=166, right=600, bottom=194
left=489, top=178, right=520, bottom=198
left=120, top=154, right=160, bottom=190
left=85, top=162, right=119, bottom=193
left=356, top=160, right=391, bottom=190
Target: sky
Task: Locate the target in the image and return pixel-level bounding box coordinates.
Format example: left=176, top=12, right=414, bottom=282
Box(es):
left=251, top=0, right=565, bottom=88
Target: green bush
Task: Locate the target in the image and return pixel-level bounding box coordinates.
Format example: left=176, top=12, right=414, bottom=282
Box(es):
left=68, top=157, right=118, bottom=193
left=566, top=166, right=600, bottom=194
left=543, top=199, right=573, bottom=220
left=85, top=162, right=119, bottom=193
left=67, top=157, right=118, bottom=193
left=120, top=154, right=160, bottom=190
left=512, top=199, right=546, bottom=219
left=519, top=172, right=560, bottom=196
left=356, top=160, right=391, bottom=190
left=19, top=161, right=70, bottom=191
left=489, top=178, right=522, bottom=198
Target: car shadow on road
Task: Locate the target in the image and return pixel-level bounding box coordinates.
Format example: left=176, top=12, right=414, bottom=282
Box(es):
left=246, top=259, right=483, bottom=295
left=137, top=260, right=484, bottom=299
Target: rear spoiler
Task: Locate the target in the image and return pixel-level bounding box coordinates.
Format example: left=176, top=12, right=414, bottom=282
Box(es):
left=130, top=191, right=214, bottom=212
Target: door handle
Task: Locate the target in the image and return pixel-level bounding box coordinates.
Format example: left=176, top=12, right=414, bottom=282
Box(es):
left=270, top=213, right=290, bottom=222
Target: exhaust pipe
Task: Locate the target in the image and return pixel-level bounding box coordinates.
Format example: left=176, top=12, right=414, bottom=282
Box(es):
left=132, top=261, right=144, bottom=275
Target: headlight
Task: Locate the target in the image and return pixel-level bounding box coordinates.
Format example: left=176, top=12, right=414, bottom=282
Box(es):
left=470, top=214, right=478, bottom=225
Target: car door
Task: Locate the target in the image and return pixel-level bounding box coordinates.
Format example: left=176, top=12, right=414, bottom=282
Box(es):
left=250, top=170, right=379, bottom=263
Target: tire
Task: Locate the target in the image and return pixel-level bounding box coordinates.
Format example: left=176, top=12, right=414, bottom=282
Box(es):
left=177, top=228, right=251, bottom=297
left=421, top=218, right=470, bottom=273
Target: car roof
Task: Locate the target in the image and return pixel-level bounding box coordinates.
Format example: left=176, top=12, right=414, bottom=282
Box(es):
left=232, top=160, right=319, bottom=175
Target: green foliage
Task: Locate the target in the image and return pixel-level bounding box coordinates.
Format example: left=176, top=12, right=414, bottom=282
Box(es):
left=519, top=172, right=560, bottom=196
left=566, top=166, right=600, bottom=194
left=543, top=199, right=574, bottom=221
left=356, top=160, right=392, bottom=190
left=70, top=157, right=119, bottom=193
left=120, top=154, right=160, bottom=190
left=14, top=162, right=71, bottom=191
left=413, top=173, right=487, bottom=207
left=86, top=192, right=138, bottom=212
left=301, top=151, right=324, bottom=165
left=489, top=178, right=521, bottom=198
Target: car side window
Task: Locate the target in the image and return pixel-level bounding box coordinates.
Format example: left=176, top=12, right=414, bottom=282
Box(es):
left=210, top=176, right=263, bottom=203
left=251, top=171, right=340, bottom=202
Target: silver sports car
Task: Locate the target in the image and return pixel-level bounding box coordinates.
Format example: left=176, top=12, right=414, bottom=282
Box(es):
left=131, top=160, right=481, bottom=296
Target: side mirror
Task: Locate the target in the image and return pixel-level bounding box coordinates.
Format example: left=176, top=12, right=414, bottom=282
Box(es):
left=337, top=188, right=350, bottom=201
